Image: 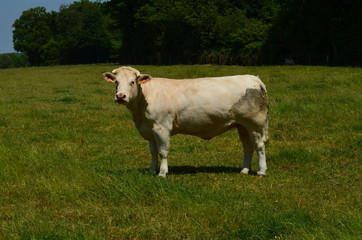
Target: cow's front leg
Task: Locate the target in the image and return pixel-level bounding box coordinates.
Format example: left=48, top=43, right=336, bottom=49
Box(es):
left=149, top=141, right=158, bottom=174
left=152, top=124, right=171, bottom=178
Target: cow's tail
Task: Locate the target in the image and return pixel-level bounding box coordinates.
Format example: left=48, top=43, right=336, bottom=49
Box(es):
left=258, top=78, right=269, bottom=145
left=263, top=110, right=269, bottom=144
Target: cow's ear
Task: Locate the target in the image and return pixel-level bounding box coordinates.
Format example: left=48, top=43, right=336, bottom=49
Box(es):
left=137, top=74, right=152, bottom=84
left=102, top=72, right=116, bottom=83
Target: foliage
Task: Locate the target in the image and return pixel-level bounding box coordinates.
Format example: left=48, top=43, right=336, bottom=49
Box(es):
left=56, top=1, right=112, bottom=64
left=0, top=53, right=29, bottom=69
left=11, top=0, right=362, bottom=66
left=0, top=64, right=361, bottom=238
left=108, top=0, right=277, bottom=65
left=264, top=0, right=362, bottom=65
left=12, top=7, right=53, bottom=66
left=12, top=1, right=114, bottom=66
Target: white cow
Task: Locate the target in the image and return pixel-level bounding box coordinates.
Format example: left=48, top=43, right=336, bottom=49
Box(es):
left=103, top=66, right=269, bottom=177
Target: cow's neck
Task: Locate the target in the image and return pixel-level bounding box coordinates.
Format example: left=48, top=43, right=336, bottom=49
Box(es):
left=126, top=87, right=148, bottom=128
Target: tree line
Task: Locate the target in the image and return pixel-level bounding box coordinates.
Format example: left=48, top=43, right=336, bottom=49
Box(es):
left=0, top=53, right=29, bottom=69
left=8, top=0, right=362, bottom=67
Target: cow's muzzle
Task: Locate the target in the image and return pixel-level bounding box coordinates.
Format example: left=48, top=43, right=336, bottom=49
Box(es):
left=115, top=93, right=127, bottom=103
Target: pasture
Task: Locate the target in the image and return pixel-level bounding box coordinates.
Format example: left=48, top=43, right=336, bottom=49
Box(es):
left=0, top=65, right=361, bottom=239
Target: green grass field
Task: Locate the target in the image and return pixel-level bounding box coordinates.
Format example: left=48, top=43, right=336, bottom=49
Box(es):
left=0, top=65, right=361, bottom=239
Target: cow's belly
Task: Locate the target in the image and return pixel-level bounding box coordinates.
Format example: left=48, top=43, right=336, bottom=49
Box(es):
left=174, top=123, right=237, bottom=140
left=172, top=109, right=237, bottom=139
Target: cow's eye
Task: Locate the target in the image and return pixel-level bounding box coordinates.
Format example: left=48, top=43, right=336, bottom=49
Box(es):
left=130, top=81, right=135, bottom=86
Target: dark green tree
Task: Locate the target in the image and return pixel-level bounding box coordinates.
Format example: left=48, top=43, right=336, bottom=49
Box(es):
left=13, top=0, right=359, bottom=66
left=103, top=0, right=150, bottom=63
left=0, top=53, right=29, bottom=69
left=57, top=0, right=112, bottom=64
left=12, top=7, right=54, bottom=65
left=105, top=0, right=280, bottom=65
left=12, top=1, right=115, bottom=66
left=264, top=0, right=362, bottom=65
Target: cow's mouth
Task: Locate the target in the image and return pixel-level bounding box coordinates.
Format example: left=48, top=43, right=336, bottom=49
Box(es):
left=115, top=98, right=127, bottom=104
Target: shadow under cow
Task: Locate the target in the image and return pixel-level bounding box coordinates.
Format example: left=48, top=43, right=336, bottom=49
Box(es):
left=139, top=165, right=258, bottom=175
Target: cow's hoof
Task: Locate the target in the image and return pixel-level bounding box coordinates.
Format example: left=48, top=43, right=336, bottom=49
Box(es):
left=257, top=171, right=266, bottom=178
left=158, top=173, right=167, bottom=178
left=241, top=168, right=250, bottom=174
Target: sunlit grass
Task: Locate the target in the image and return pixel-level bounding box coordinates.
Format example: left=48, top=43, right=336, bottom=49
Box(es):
left=0, top=65, right=361, bottom=239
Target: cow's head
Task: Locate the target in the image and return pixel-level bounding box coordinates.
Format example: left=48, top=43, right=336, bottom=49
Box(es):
left=102, top=66, right=151, bottom=104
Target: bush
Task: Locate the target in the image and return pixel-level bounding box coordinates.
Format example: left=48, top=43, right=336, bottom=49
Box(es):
left=0, top=53, right=30, bottom=69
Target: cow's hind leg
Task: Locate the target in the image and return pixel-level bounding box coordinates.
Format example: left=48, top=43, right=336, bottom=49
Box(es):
left=237, top=126, right=254, bottom=174
left=149, top=141, right=158, bottom=174
left=250, top=130, right=267, bottom=176
left=152, top=124, right=170, bottom=178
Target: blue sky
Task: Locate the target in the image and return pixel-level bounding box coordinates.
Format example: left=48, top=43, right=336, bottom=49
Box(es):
left=0, top=0, right=106, bottom=54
